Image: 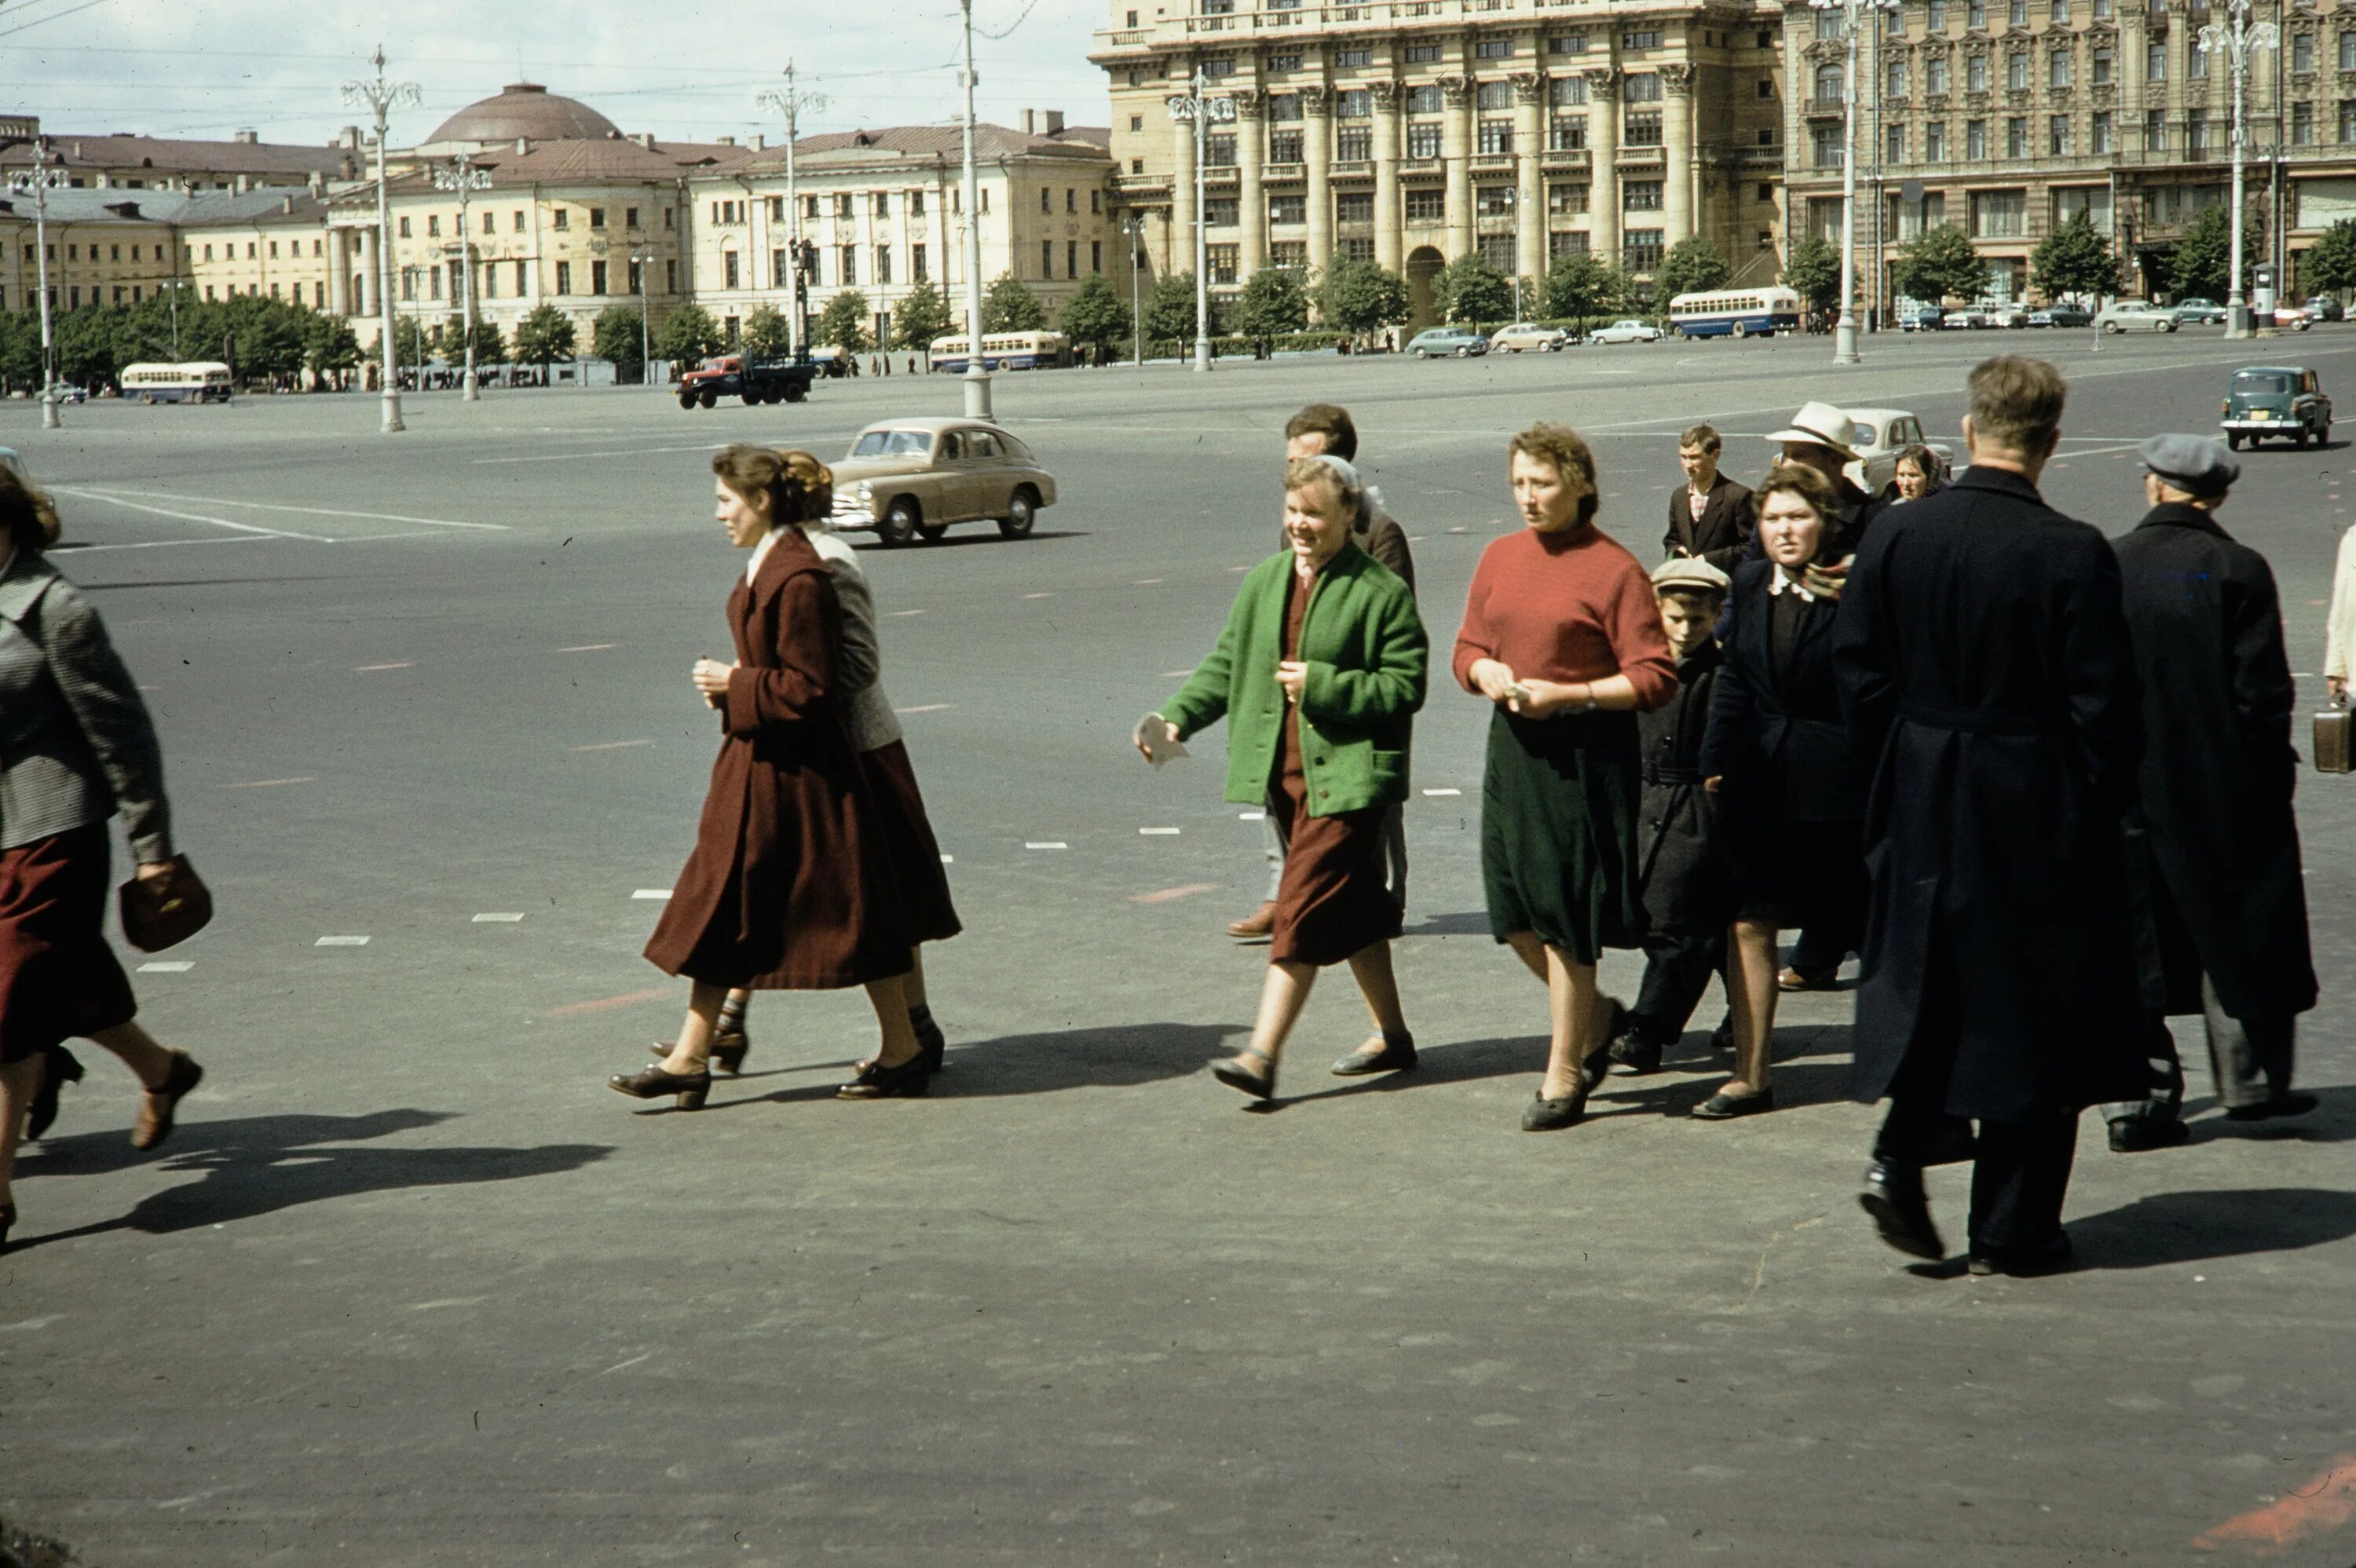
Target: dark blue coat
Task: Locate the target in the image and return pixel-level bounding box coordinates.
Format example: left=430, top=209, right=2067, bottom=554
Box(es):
left=1700, top=559, right=1864, bottom=824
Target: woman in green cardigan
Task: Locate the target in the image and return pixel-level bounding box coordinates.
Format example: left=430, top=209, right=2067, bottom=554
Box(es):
left=1140, top=455, right=1429, bottom=1099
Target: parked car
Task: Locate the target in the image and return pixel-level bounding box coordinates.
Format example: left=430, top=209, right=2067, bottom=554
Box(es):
left=829, top=417, right=1058, bottom=546
left=2271, top=304, right=2316, bottom=331
left=2094, top=300, right=2180, bottom=334
left=2220, top=364, right=2332, bottom=450
left=1406, top=327, right=1489, bottom=358
left=2304, top=295, right=2345, bottom=323
left=2172, top=297, right=2229, bottom=325
left=1843, top=408, right=1955, bottom=496
left=678, top=354, right=818, bottom=409
left=1489, top=322, right=1572, bottom=352
left=1900, top=307, right=1946, bottom=332
left=2029, top=304, right=2093, bottom=327
left=1589, top=318, right=1664, bottom=345
left=1963, top=302, right=2029, bottom=329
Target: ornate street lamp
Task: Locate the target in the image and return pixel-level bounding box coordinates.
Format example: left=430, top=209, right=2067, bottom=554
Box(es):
left=1808, top=0, right=1901, bottom=366
left=342, top=46, right=422, bottom=433
left=755, top=60, right=825, bottom=362
left=5, top=155, right=64, bottom=429
left=1167, top=71, right=1235, bottom=373
left=2197, top=0, right=2277, bottom=338
left=431, top=154, right=492, bottom=400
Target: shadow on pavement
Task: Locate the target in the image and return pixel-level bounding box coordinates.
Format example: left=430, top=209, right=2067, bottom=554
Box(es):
left=11, top=1109, right=613, bottom=1250
left=2068, top=1187, right=2356, bottom=1268
left=927, top=1021, right=1238, bottom=1097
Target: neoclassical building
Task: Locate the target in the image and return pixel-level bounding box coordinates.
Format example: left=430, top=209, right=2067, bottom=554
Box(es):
left=1090, top=0, right=1789, bottom=319
left=1781, top=0, right=2343, bottom=308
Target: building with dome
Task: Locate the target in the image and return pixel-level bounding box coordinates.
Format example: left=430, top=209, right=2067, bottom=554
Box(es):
left=414, top=83, right=624, bottom=156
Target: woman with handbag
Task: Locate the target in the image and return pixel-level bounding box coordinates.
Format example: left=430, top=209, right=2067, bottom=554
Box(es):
left=0, top=467, right=207, bottom=1254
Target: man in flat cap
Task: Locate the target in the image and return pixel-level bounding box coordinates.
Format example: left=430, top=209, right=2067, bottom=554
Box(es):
left=2104, top=435, right=2318, bottom=1149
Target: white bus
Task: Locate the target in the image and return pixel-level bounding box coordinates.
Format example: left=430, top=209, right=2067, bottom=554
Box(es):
left=1666, top=287, right=1802, bottom=340
left=120, top=361, right=233, bottom=404
left=927, top=331, right=1073, bottom=373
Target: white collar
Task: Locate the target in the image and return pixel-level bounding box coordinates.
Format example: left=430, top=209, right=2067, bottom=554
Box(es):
left=1769, top=565, right=1816, bottom=601
left=745, top=527, right=783, bottom=585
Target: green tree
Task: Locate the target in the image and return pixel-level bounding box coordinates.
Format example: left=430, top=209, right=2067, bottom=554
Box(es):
left=56, top=306, right=125, bottom=387
left=456, top=317, right=505, bottom=367
left=1058, top=272, right=1133, bottom=359
left=1433, top=252, right=1513, bottom=324
left=1231, top=264, right=1310, bottom=339
left=814, top=289, right=872, bottom=353
left=2301, top=218, right=2356, bottom=298
left=894, top=278, right=954, bottom=351
left=302, top=313, right=362, bottom=384
left=1655, top=237, right=1732, bottom=301
left=2030, top=211, right=2117, bottom=302
left=1144, top=272, right=1216, bottom=345
left=1542, top=249, right=1621, bottom=329
left=1887, top=225, right=1988, bottom=306
left=2167, top=203, right=2260, bottom=300
left=592, top=303, right=648, bottom=381
left=1782, top=234, right=1846, bottom=313
left=0, top=309, right=40, bottom=393
left=1315, top=259, right=1409, bottom=337
left=653, top=302, right=724, bottom=367
left=512, top=302, right=576, bottom=372
left=981, top=272, right=1048, bottom=332
left=740, top=303, right=792, bottom=359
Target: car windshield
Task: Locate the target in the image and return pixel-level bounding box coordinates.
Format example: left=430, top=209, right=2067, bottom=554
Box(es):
left=851, top=429, right=934, bottom=458
left=2233, top=373, right=2292, bottom=396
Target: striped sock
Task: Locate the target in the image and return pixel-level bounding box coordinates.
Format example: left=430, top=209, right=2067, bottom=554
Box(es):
left=716, top=994, right=749, bottom=1037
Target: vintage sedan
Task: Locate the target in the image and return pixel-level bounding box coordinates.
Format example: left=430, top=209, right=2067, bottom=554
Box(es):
left=1589, top=318, right=1664, bottom=345
left=1406, top=327, right=1490, bottom=358
left=2094, top=300, right=2179, bottom=334
left=1842, top=408, right=1955, bottom=496
left=2029, top=304, right=2093, bottom=327
left=2173, top=297, right=2229, bottom=325
left=1490, top=322, right=1572, bottom=352
left=2220, top=365, right=2332, bottom=450
left=829, top=418, right=1058, bottom=546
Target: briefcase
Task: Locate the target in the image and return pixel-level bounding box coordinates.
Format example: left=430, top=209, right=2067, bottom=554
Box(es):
left=2316, top=700, right=2353, bottom=774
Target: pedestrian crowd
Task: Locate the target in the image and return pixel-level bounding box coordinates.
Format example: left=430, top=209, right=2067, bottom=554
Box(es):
left=0, top=354, right=2329, bottom=1281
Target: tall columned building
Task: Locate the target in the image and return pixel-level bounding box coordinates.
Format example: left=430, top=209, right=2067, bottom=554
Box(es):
left=1091, top=0, right=1787, bottom=323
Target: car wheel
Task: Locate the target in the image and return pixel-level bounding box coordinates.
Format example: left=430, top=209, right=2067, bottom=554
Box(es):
left=743, top=392, right=762, bottom=406
left=679, top=393, right=697, bottom=409
left=785, top=382, right=807, bottom=403
left=698, top=389, right=717, bottom=408
left=2226, top=433, right=2242, bottom=451
left=1413, top=349, right=1428, bottom=359
left=879, top=498, right=920, bottom=547
left=999, top=487, right=1040, bottom=539
left=2160, top=321, right=2177, bottom=333
left=2297, top=426, right=2312, bottom=449
left=916, top=521, right=950, bottom=543
left=1731, top=321, right=1747, bottom=340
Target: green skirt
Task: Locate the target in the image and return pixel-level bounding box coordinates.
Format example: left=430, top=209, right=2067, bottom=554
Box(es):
left=1480, top=707, right=1645, bottom=964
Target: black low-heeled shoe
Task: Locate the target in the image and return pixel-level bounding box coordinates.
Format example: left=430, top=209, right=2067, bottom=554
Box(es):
left=0, top=1200, right=15, bottom=1256
left=27, top=1045, right=84, bottom=1141
left=910, top=1012, right=947, bottom=1075
left=837, top=1054, right=932, bottom=1100
left=1212, top=1050, right=1275, bottom=1101
left=608, top=1063, right=712, bottom=1109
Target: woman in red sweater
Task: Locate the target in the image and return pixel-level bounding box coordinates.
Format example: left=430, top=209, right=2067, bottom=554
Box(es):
left=1455, top=424, right=1679, bottom=1131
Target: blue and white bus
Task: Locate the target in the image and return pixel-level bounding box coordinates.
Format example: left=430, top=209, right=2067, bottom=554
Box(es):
left=120, top=361, right=233, bottom=403
left=928, top=331, right=1073, bottom=373
left=1666, top=287, right=1802, bottom=340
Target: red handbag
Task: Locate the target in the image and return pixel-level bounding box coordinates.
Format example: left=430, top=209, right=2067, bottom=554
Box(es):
left=118, top=854, right=214, bottom=952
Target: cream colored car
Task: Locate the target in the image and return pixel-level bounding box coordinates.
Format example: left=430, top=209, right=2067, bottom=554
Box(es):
left=1490, top=321, right=1571, bottom=353
left=829, top=417, right=1059, bottom=547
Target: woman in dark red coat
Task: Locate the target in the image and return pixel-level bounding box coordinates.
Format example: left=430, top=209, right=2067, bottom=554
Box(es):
left=609, top=447, right=920, bottom=1108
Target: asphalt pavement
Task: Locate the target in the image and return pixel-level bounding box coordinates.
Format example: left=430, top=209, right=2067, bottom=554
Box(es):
left=3, top=328, right=2354, bottom=1566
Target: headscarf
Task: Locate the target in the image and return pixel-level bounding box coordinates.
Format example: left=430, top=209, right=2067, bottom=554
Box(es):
left=1891, top=443, right=1950, bottom=501
left=1297, top=451, right=1374, bottom=535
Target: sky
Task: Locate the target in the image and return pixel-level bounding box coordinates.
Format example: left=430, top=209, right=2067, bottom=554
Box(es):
left=2, top=0, right=1115, bottom=147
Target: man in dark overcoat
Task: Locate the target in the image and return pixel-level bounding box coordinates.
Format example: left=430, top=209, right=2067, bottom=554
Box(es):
left=1665, top=423, right=1754, bottom=573
left=1832, top=356, right=2150, bottom=1277
left=2102, top=435, right=2319, bottom=1149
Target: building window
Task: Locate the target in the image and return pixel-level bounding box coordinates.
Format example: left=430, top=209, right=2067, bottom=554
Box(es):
left=1130, top=114, right=1143, bottom=132
left=1205, top=133, right=1236, bottom=166
left=1269, top=50, right=1301, bottom=70
left=1041, top=240, right=1053, bottom=278
left=1270, top=239, right=1308, bottom=267
left=840, top=244, right=858, bottom=285
left=1928, top=55, right=1950, bottom=92
left=587, top=258, right=605, bottom=294
left=2050, top=52, right=2070, bottom=87
left=666, top=258, right=678, bottom=292
left=1889, top=122, right=1909, bottom=162
left=1549, top=32, right=1587, bottom=53
left=1336, top=46, right=1371, bottom=67
left=1891, top=190, right=1948, bottom=238
left=2093, top=0, right=2112, bottom=16
left=1549, top=76, right=1588, bottom=108
left=1337, top=126, right=1373, bottom=159
left=1478, top=120, right=1515, bottom=153
left=1467, top=38, right=1505, bottom=60
left=1623, top=228, right=1664, bottom=272
left=2007, top=115, right=2029, bottom=156
left=1205, top=195, right=1239, bottom=226
left=1622, top=179, right=1663, bottom=211
left=1624, top=72, right=1663, bottom=103
left=2007, top=51, right=2029, bottom=88
left=2148, top=40, right=2169, bottom=81
left=1342, top=236, right=1377, bottom=261
left=1477, top=185, right=1516, bottom=217
left=1967, top=118, right=1989, bottom=159
left=2295, top=100, right=2316, bottom=144
left=1206, top=243, right=1239, bottom=283
left=773, top=248, right=791, bottom=287
left=2091, top=45, right=2113, bottom=84
left=426, top=214, right=440, bottom=237
left=1968, top=54, right=1989, bottom=90
left=1813, top=126, right=1844, bottom=167
left=1476, top=80, right=1513, bottom=111
left=1552, top=116, right=1588, bottom=150
left=1478, top=234, right=1517, bottom=272
left=1930, top=0, right=1948, bottom=27
left=1092, top=239, right=1103, bottom=272
left=2343, top=32, right=2356, bottom=70
left=1408, top=83, right=1444, bottom=114
left=806, top=195, right=821, bottom=218
left=1967, top=0, right=1985, bottom=27
left=553, top=209, right=569, bottom=230
left=1926, top=120, right=1948, bottom=159
left=913, top=243, right=928, bottom=281
left=1268, top=92, right=1303, bottom=122
left=1549, top=230, right=1590, bottom=260
left=1548, top=181, right=1590, bottom=214
left=1337, top=88, right=1371, bottom=118
left=1404, top=186, right=1447, bottom=221
left=1270, top=130, right=1304, bottom=162
left=2091, top=108, right=2113, bottom=152
left=1624, top=111, right=1663, bottom=146
left=1970, top=188, right=2025, bottom=236
left=2049, top=113, right=2071, bottom=154
left=1887, top=59, right=1908, bottom=97
left=1408, top=122, right=1443, bottom=158
left=397, top=217, right=410, bottom=238
left=2009, top=0, right=2027, bottom=21
left=555, top=260, right=572, bottom=294
left=2051, top=0, right=2069, bottom=18
left=2294, top=32, right=2316, bottom=71
left=2146, top=107, right=2168, bottom=148
left=2188, top=107, right=2210, bottom=150
left=2054, top=185, right=2112, bottom=228
left=1041, top=187, right=1052, bottom=214
left=880, top=246, right=896, bottom=285
left=1816, top=62, right=1846, bottom=102
left=1337, top=191, right=1375, bottom=222
left=1203, top=54, right=1235, bottom=78
left=836, top=193, right=854, bottom=217
left=1270, top=192, right=1306, bottom=224
left=1622, top=27, right=1662, bottom=48
left=914, top=191, right=927, bottom=215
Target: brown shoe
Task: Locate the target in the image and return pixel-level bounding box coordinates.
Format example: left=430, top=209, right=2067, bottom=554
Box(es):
left=131, top=1050, right=203, bottom=1152
left=1776, top=966, right=1839, bottom=992
left=1227, top=901, right=1278, bottom=943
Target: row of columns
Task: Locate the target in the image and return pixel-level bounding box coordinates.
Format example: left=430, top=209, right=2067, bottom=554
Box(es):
left=1166, top=66, right=1700, bottom=281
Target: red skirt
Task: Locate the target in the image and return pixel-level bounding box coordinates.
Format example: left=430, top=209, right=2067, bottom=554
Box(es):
left=0, top=824, right=137, bottom=1065
left=859, top=742, right=962, bottom=946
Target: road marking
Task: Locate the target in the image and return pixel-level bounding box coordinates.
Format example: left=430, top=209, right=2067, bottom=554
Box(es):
left=72, top=488, right=507, bottom=532
left=560, top=643, right=616, bottom=652
left=571, top=738, right=653, bottom=751
left=1023, top=592, right=1053, bottom=599
left=1229, top=565, right=1252, bottom=572
left=889, top=609, right=926, bottom=617
left=1238, top=810, right=1266, bottom=821
left=631, top=889, right=671, bottom=900
left=50, top=534, right=273, bottom=555
left=1160, top=669, right=1194, bottom=679
left=939, top=854, right=954, bottom=864
left=1025, top=841, right=1069, bottom=850
left=473, top=443, right=726, bottom=466
left=894, top=703, right=954, bottom=714
left=1140, top=827, right=1182, bottom=835
left=547, top=987, right=671, bottom=1018
left=54, top=488, right=328, bottom=542
left=1421, top=788, right=1463, bottom=797
left=1132, top=578, right=1165, bottom=585
left=472, top=913, right=525, bottom=923
left=137, top=960, right=194, bottom=973
left=227, top=777, right=316, bottom=788
left=315, top=935, right=370, bottom=947
left=1131, top=883, right=1219, bottom=904
left=354, top=662, right=413, bottom=672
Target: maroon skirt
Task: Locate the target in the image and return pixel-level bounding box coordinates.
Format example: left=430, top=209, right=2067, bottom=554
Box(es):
left=0, top=824, right=137, bottom=1065
left=860, top=742, right=962, bottom=946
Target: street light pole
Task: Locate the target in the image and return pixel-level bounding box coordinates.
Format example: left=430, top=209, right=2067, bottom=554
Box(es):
left=432, top=154, right=492, bottom=401
left=343, top=46, right=422, bottom=433
left=1126, top=210, right=1146, bottom=364
left=958, top=0, right=993, bottom=417
left=2201, top=0, right=2276, bottom=338
left=755, top=60, right=826, bottom=361
left=1809, top=0, right=1898, bottom=365
left=6, top=153, right=64, bottom=429
left=1167, top=70, right=1235, bottom=373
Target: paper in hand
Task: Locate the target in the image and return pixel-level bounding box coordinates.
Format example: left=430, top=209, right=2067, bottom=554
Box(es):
left=1134, top=712, right=1190, bottom=767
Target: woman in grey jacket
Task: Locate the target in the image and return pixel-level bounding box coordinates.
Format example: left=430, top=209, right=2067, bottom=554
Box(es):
left=0, top=468, right=204, bottom=1253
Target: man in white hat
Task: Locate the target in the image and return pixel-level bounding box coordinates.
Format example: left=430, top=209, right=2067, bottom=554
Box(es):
left=1765, top=400, right=1890, bottom=564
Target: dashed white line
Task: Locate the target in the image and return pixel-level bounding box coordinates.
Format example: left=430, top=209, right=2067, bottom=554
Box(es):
left=1023, top=592, right=1054, bottom=600
left=68, top=488, right=507, bottom=532
left=1421, top=788, right=1464, bottom=797
left=1160, top=669, right=1194, bottom=679
left=1140, top=827, right=1182, bottom=835
left=560, top=643, right=616, bottom=652
left=631, top=889, right=671, bottom=901
left=889, top=609, right=926, bottom=618
left=227, top=776, right=316, bottom=789
left=137, top=961, right=194, bottom=974
left=1238, top=810, right=1266, bottom=821
left=472, top=913, right=526, bottom=923
left=315, top=936, right=371, bottom=947
left=1132, top=578, right=1165, bottom=585
left=570, top=739, right=653, bottom=751
left=894, top=704, right=954, bottom=714
left=1025, top=841, right=1070, bottom=850
left=354, top=663, right=413, bottom=672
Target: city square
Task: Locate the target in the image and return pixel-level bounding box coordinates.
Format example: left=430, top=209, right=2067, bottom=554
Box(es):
left=2, top=329, right=2352, bottom=1564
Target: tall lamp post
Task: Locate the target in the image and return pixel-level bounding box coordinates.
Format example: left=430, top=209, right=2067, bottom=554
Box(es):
left=342, top=46, right=421, bottom=433
left=2199, top=0, right=2277, bottom=339
left=432, top=154, right=492, bottom=401
left=957, top=0, right=993, bottom=417
left=1125, top=210, right=1147, bottom=364
left=5, top=156, right=64, bottom=429
left=1166, top=70, right=1234, bottom=373
left=590, top=236, right=659, bottom=386
left=1809, top=0, right=1899, bottom=365
left=755, top=60, right=825, bottom=361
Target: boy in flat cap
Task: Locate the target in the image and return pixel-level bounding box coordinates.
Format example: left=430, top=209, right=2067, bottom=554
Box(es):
left=1608, top=556, right=1737, bottom=1071
left=2105, top=435, right=2318, bottom=1148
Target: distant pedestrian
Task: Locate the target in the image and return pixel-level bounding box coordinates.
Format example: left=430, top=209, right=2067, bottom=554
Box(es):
left=1606, top=556, right=1734, bottom=1074
left=1835, top=356, right=2149, bottom=1276
left=2103, top=436, right=2318, bottom=1150
left=1455, top=424, right=1677, bottom=1131
left=2322, top=518, right=2356, bottom=703
left=613, top=445, right=922, bottom=1110
left=1694, top=463, right=1867, bottom=1120
left=0, top=467, right=207, bottom=1255
left=1143, top=455, right=1428, bottom=1099
left=1230, top=404, right=1418, bottom=947
left=1890, top=444, right=1950, bottom=503
left=1664, top=422, right=1752, bottom=572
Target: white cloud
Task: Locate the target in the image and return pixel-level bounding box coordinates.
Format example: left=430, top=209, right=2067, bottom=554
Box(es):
left=7, top=0, right=1113, bottom=146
